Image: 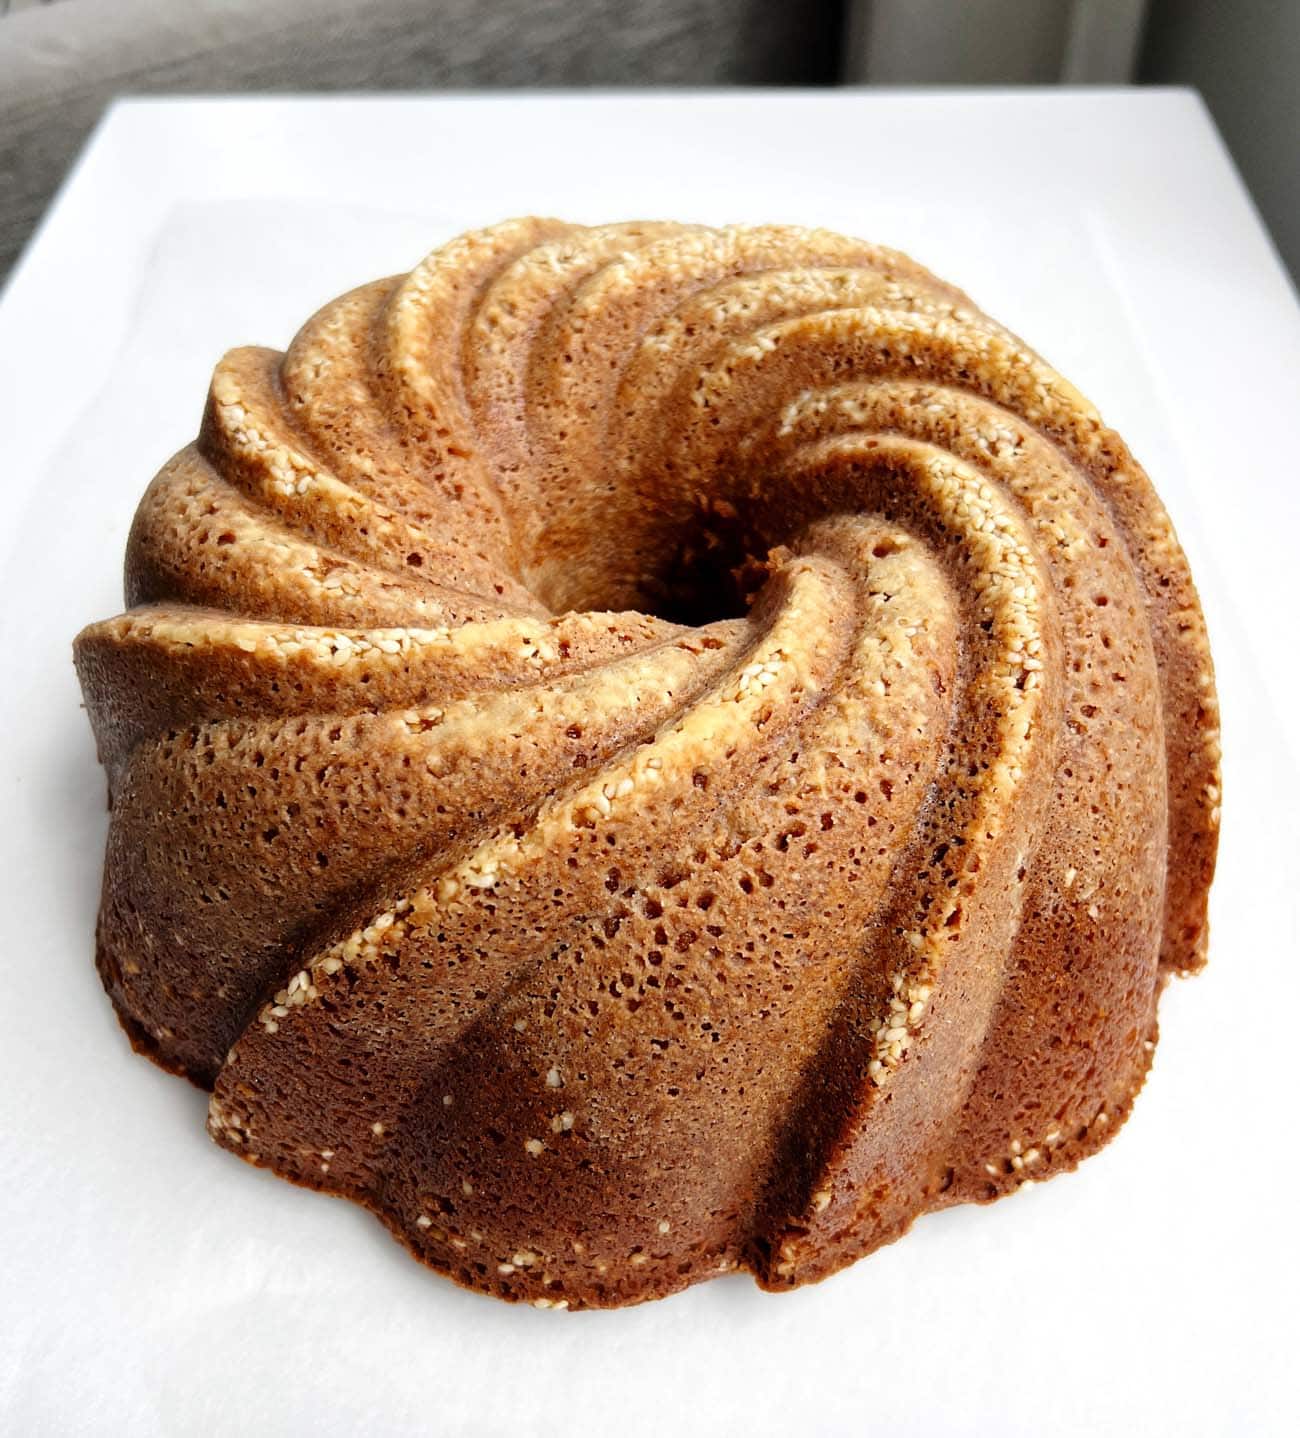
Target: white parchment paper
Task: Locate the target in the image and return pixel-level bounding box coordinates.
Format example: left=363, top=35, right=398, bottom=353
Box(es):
left=1, top=155, right=1296, bottom=1435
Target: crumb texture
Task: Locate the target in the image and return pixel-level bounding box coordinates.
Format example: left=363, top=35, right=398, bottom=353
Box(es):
left=74, top=218, right=1219, bottom=1309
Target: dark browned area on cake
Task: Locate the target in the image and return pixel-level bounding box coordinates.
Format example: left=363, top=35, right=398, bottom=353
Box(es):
left=74, top=219, right=1219, bottom=1309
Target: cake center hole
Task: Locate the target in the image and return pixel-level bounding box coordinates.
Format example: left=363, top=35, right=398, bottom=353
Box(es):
left=531, top=499, right=769, bottom=626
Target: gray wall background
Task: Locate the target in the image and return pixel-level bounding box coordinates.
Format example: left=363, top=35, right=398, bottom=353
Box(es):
left=847, top=0, right=1148, bottom=86
left=1141, top=0, right=1300, bottom=281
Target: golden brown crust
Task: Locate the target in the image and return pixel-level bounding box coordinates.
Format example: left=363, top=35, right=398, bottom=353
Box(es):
left=73, top=218, right=1219, bottom=1309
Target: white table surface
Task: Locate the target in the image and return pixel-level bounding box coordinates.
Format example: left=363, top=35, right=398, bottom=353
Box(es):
left=1, top=91, right=1297, bottom=1436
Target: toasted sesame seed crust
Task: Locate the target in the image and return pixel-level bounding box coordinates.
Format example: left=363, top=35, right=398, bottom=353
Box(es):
left=74, top=217, right=1218, bottom=1309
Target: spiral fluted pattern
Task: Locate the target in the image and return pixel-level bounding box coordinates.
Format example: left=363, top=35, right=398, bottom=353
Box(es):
left=74, top=218, right=1219, bottom=1308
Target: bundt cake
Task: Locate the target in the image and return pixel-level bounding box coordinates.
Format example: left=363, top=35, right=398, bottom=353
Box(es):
left=74, top=218, right=1220, bottom=1310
